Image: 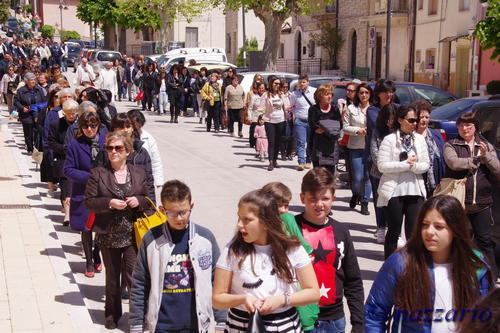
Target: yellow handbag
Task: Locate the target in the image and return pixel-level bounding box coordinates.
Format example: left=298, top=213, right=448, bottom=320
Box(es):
left=433, top=177, right=467, bottom=207
left=134, top=197, right=167, bottom=247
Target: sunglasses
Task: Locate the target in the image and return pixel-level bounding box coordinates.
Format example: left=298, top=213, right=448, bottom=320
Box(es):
left=105, top=145, right=126, bottom=153
left=405, top=118, right=418, bottom=124
left=82, top=124, right=98, bottom=129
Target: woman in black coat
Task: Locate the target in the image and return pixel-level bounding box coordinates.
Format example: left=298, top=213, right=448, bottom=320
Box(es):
left=13, top=72, right=46, bottom=153
left=141, top=62, right=156, bottom=112
left=47, top=99, right=79, bottom=226
left=308, top=84, right=342, bottom=175
left=166, top=64, right=183, bottom=123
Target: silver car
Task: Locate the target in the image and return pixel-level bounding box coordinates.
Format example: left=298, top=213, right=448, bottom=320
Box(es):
left=88, top=50, right=122, bottom=73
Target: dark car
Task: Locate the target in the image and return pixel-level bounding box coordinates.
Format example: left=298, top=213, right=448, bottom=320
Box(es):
left=290, top=75, right=353, bottom=90
left=429, top=96, right=493, bottom=140
left=331, top=81, right=457, bottom=111
left=473, top=97, right=500, bottom=272
left=65, top=44, right=82, bottom=68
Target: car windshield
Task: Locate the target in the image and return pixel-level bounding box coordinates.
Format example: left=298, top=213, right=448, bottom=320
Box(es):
left=430, top=99, right=481, bottom=120
left=97, top=52, right=121, bottom=62
left=68, top=45, right=81, bottom=53
left=157, top=56, right=170, bottom=66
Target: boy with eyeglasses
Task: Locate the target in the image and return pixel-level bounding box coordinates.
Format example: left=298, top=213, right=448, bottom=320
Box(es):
left=130, top=180, right=227, bottom=333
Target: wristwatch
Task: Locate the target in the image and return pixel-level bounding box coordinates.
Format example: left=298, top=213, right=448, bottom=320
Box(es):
left=284, top=292, right=291, bottom=307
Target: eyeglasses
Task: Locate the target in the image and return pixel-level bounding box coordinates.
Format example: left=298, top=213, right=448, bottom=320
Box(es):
left=347, top=89, right=356, bottom=93
left=82, top=124, right=98, bottom=129
left=105, top=145, right=126, bottom=153
left=405, top=118, right=418, bottom=124
left=164, top=209, right=191, bottom=219
left=458, top=123, right=474, bottom=129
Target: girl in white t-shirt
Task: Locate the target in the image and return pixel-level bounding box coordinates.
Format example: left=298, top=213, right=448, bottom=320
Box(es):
left=213, top=189, right=319, bottom=332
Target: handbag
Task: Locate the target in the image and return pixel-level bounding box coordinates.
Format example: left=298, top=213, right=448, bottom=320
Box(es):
left=133, top=197, right=167, bottom=247
left=433, top=177, right=467, bottom=207
left=135, top=90, right=145, bottom=102
left=31, top=147, right=43, bottom=164
left=247, top=311, right=266, bottom=333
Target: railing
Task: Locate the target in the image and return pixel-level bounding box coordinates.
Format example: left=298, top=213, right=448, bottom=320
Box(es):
left=276, top=58, right=335, bottom=75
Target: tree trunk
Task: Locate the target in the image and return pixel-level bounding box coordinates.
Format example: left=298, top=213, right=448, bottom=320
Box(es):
left=253, top=10, right=286, bottom=71
left=103, top=23, right=115, bottom=50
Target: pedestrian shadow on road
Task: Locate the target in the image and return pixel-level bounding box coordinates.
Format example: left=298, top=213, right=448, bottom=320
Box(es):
left=21, top=182, right=45, bottom=189
left=343, top=222, right=377, bottom=234
left=234, top=151, right=257, bottom=156
left=231, top=145, right=248, bottom=149
left=238, top=163, right=269, bottom=169
left=190, top=129, right=209, bottom=133
left=88, top=308, right=129, bottom=332
left=350, top=234, right=379, bottom=244
left=54, top=291, right=87, bottom=307
left=355, top=248, right=384, bottom=262
left=39, top=247, right=67, bottom=260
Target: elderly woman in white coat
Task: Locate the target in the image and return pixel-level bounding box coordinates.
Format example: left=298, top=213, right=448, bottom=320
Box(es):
left=377, top=105, right=429, bottom=259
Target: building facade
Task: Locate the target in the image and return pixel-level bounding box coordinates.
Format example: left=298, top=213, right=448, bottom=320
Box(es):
left=225, top=9, right=266, bottom=65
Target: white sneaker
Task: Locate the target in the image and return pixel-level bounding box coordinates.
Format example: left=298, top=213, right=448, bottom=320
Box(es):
left=397, top=236, right=406, bottom=249
left=376, top=228, right=386, bottom=244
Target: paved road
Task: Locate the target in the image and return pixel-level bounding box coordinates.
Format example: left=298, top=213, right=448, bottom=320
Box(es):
left=3, top=77, right=385, bottom=331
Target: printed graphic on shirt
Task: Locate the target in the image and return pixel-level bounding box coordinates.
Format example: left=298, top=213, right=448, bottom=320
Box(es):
left=302, top=224, right=338, bottom=306
left=163, top=253, right=194, bottom=293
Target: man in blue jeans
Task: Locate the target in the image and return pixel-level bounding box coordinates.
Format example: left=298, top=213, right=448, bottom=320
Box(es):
left=289, top=74, right=316, bottom=171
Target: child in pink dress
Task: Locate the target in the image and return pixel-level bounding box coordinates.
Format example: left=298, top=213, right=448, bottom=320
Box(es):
left=254, top=115, right=268, bottom=161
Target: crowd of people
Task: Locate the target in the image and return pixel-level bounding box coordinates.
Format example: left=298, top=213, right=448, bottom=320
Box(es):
left=1, top=34, right=500, bottom=332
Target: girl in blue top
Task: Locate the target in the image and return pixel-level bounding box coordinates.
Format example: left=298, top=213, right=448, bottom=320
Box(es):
left=364, top=195, right=494, bottom=333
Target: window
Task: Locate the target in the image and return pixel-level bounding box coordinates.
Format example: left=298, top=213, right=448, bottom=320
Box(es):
left=412, top=86, right=455, bottom=107
left=418, top=0, right=423, bottom=10
left=428, top=0, right=438, bottom=15
left=394, top=85, right=412, bottom=105
left=226, top=33, right=231, bottom=54
left=416, top=50, right=421, bottom=63
left=425, top=48, right=436, bottom=69
left=459, top=0, right=469, bottom=11
left=279, top=43, right=284, bottom=58
left=185, top=27, right=198, bottom=48
left=477, top=107, right=500, bottom=150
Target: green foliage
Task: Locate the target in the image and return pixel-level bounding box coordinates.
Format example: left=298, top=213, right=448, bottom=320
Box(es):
left=473, top=1, right=500, bottom=62
left=40, top=25, right=55, bottom=38
left=236, top=37, right=259, bottom=67
left=115, top=0, right=161, bottom=31
left=0, top=0, right=10, bottom=23
left=21, top=4, right=31, bottom=13
left=76, top=0, right=118, bottom=25
left=61, top=30, right=81, bottom=41
left=486, top=80, right=500, bottom=95
left=310, top=21, right=344, bottom=64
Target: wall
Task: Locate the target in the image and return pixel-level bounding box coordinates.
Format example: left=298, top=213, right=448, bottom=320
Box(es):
left=41, top=0, right=92, bottom=40
left=479, top=48, right=500, bottom=90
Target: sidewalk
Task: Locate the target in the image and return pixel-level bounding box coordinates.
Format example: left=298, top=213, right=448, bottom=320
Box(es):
left=0, top=120, right=98, bottom=332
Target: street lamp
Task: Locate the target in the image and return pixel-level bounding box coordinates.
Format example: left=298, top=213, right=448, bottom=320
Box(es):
left=59, top=0, right=68, bottom=41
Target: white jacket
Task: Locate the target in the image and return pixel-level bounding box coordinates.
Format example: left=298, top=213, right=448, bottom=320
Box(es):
left=140, top=130, right=164, bottom=186
left=343, top=104, right=368, bottom=149
left=377, top=130, right=430, bottom=207
left=96, top=68, right=118, bottom=97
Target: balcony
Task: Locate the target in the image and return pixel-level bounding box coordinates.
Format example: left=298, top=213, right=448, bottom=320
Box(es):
left=373, top=0, right=409, bottom=14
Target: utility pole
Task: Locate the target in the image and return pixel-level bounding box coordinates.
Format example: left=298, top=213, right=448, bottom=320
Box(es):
left=385, top=0, right=391, bottom=79
left=242, top=6, right=247, bottom=67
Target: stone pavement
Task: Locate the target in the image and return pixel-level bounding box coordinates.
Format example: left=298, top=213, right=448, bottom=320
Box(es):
left=0, top=84, right=386, bottom=332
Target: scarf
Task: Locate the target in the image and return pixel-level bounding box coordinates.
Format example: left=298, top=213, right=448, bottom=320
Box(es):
left=85, top=132, right=100, bottom=162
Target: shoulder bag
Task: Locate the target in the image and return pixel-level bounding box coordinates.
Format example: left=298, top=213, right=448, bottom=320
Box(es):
left=134, top=197, right=167, bottom=247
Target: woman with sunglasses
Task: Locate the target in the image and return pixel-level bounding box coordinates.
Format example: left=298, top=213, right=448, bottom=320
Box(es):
left=343, top=83, right=373, bottom=215
left=262, top=75, right=287, bottom=171
left=64, top=111, right=105, bottom=278
left=85, top=131, right=150, bottom=329
left=377, top=105, right=429, bottom=259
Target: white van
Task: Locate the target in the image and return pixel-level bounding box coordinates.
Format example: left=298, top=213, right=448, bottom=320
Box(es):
left=157, top=48, right=227, bottom=70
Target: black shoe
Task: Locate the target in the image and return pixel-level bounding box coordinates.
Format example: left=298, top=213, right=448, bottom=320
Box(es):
left=267, top=163, right=274, bottom=171
left=273, top=160, right=279, bottom=168
left=63, top=221, right=69, bottom=227
left=170, top=118, right=173, bottom=123
left=349, top=195, right=359, bottom=209
left=199, top=118, right=202, bottom=124
left=360, top=202, right=370, bottom=215
left=287, top=155, right=293, bottom=161
left=174, top=118, right=178, bottom=123
left=104, top=318, right=117, bottom=330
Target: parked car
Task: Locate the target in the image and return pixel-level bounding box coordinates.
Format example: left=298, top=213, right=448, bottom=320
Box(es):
left=289, top=75, right=352, bottom=90
left=429, top=96, right=493, bottom=140
left=157, top=48, right=227, bottom=71
left=187, top=62, right=237, bottom=75
left=63, top=42, right=82, bottom=68
left=144, top=54, right=163, bottom=64
left=88, top=50, right=122, bottom=72
left=238, top=71, right=299, bottom=93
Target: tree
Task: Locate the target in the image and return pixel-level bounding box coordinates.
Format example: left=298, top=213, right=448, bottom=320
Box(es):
left=474, top=0, right=500, bottom=62
left=236, top=37, right=259, bottom=67
left=222, top=0, right=334, bottom=71
left=40, top=25, right=55, bottom=39
left=310, top=21, right=344, bottom=69
left=61, top=30, right=81, bottom=41
left=77, top=0, right=118, bottom=49
left=0, top=0, right=10, bottom=23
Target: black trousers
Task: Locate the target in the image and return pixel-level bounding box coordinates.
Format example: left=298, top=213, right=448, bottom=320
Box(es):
left=22, top=122, right=34, bottom=152
left=383, top=195, right=424, bottom=259
left=81, top=231, right=101, bottom=267
left=142, top=88, right=153, bottom=110
left=249, top=122, right=257, bottom=148
left=228, top=108, right=243, bottom=133
left=100, top=245, right=137, bottom=323
left=207, top=101, right=221, bottom=131
left=59, top=177, right=71, bottom=206
left=265, top=121, right=285, bottom=162
left=468, top=207, right=497, bottom=277
left=169, top=92, right=181, bottom=119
